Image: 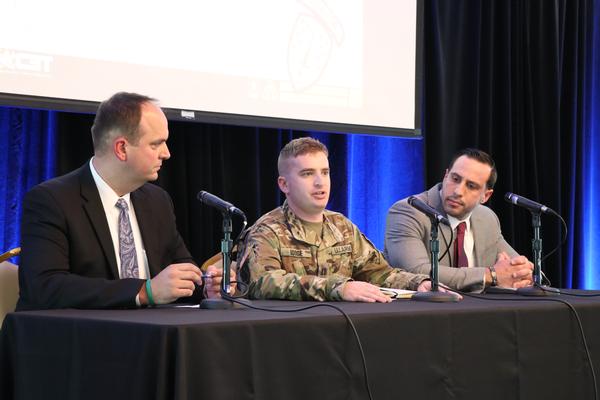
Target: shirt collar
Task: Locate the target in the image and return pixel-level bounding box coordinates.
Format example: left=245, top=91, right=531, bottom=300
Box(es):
left=89, top=158, right=131, bottom=207
left=281, top=200, right=344, bottom=246
left=447, top=213, right=472, bottom=232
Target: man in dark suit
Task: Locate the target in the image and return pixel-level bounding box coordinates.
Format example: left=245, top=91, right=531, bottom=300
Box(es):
left=17, top=92, right=227, bottom=310
left=384, top=148, right=533, bottom=292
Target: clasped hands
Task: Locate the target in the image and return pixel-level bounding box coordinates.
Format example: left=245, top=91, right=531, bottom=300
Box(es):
left=492, top=252, right=534, bottom=289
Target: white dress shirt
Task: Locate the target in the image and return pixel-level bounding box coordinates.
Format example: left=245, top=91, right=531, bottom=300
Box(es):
left=447, top=213, right=487, bottom=288
left=447, top=214, right=474, bottom=269
left=89, top=158, right=149, bottom=279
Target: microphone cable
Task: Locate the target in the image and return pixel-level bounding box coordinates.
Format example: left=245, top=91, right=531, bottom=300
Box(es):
left=438, top=212, right=567, bottom=286
left=541, top=213, right=568, bottom=264
left=438, top=225, right=454, bottom=264
left=446, top=287, right=598, bottom=400
left=549, top=290, right=600, bottom=297
left=223, top=227, right=375, bottom=399
left=219, top=217, right=249, bottom=299
left=221, top=291, right=376, bottom=400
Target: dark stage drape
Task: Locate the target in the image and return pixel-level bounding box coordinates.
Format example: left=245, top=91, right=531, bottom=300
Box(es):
left=0, top=110, right=423, bottom=267
left=48, top=114, right=424, bottom=261
left=1, top=0, right=599, bottom=289
left=423, top=0, right=600, bottom=288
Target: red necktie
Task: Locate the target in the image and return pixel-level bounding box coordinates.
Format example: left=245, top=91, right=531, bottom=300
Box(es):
left=454, top=222, right=468, bottom=268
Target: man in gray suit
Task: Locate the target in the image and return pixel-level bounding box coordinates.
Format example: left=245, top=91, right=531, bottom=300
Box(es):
left=384, top=148, right=533, bottom=292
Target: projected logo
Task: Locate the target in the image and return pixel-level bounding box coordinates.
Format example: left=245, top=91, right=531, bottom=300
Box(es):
left=287, top=0, right=344, bottom=91
left=0, top=49, right=53, bottom=75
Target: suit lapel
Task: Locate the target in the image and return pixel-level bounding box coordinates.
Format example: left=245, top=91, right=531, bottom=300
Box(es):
left=132, top=187, right=161, bottom=277
left=470, top=211, right=482, bottom=266
left=79, top=164, right=119, bottom=279
left=470, top=207, right=494, bottom=267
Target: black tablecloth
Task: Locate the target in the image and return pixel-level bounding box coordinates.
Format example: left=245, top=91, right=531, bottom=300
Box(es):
left=1, top=293, right=600, bottom=400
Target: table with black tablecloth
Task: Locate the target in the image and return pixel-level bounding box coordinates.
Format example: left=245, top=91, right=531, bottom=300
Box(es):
left=1, top=293, right=599, bottom=400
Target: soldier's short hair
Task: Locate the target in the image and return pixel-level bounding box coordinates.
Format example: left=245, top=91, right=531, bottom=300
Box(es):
left=447, top=148, right=497, bottom=189
left=278, top=137, right=328, bottom=175
left=91, top=92, right=157, bottom=155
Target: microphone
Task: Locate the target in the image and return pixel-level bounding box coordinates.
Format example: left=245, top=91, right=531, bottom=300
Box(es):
left=197, top=191, right=245, bottom=217
left=407, top=196, right=450, bottom=226
left=504, top=193, right=556, bottom=215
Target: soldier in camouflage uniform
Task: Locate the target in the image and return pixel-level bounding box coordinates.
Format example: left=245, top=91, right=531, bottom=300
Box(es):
left=237, top=137, right=447, bottom=302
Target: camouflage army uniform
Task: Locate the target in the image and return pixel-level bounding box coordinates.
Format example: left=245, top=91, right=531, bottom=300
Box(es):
left=237, top=201, right=429, bottom=301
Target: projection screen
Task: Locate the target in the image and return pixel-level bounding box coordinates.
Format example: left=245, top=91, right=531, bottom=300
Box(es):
left=0, top=0, right=421, bottom=136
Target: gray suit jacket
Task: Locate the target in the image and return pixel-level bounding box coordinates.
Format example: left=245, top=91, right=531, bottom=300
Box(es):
left=383, top=184, right=517, bottom=292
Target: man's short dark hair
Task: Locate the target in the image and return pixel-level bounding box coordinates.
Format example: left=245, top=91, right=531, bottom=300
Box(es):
left=91, top=92, right=156, bottom=154
left=448, top=148, right=497, bottom=189
left=278, top=137, right=328, bottom=175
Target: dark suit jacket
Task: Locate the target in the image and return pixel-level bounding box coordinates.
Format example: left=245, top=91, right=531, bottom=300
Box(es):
left=383, top=183, right=518, bottom=292
left=17, top=163, right=198, bottom=310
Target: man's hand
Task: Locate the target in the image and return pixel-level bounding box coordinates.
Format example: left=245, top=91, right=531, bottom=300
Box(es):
left=340, top=281, right=392, bottom=303
left=417, top=280, right=463, bottom=299
left=147, top=263, right=203, bottom=304
left=204, top=261, right=238, bottom=299
left=492, top=252, right=534, bottom=288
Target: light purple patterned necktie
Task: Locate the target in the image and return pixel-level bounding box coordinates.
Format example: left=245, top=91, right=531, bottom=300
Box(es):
left=116, top=199, right=139, bottom=278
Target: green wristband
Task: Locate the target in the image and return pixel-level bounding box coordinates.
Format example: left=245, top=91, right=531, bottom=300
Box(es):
left=146, top=279, right=156, bottom=306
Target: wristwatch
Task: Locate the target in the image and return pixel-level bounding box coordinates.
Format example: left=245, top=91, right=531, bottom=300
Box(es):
left=488, top=266, right=498, bottom=287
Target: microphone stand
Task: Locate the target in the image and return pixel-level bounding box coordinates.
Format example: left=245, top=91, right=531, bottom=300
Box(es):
left=413, top=218, right=460, bottom=302
left=200, top=212, right=235, bottom=309
left=517, top=212, right=559, bottom=296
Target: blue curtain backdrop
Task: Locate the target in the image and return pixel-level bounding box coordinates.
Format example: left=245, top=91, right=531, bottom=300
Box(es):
left=0, top=109, right=423, bottom=260
left=568, top=0, right=600, bottom=289
left=345, top=135, right=424, bottom=249
left=0, top=108, right=56, bottom=263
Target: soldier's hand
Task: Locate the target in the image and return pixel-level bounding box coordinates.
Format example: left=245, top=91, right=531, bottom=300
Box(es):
left=340, top=281, right=392, bottom=303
